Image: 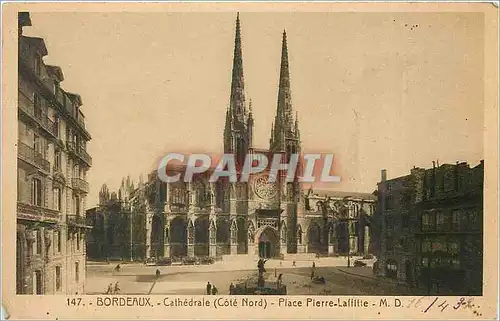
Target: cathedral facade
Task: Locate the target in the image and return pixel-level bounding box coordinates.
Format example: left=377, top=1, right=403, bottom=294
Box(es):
left=88, top=14, right=376, bottom=261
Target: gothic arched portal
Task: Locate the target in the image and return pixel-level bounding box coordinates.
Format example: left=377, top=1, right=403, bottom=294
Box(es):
left=307, top=222, right=321, bottom=253
left=151, top=215, right=163, bottom=259
left=216, top=217, right=230, bottom=255
left=195, top=217, right=209, bottom=256
left=257, top=227, right=279, bottom=259
left=170, top=216, right=187, bottom=257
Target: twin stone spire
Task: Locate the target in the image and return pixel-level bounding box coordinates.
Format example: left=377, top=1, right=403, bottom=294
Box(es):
left=224, top=13, right=301, bottom=165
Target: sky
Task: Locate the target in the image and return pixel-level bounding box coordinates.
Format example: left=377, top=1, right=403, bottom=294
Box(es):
left=23, top=12, right=484, bottom=207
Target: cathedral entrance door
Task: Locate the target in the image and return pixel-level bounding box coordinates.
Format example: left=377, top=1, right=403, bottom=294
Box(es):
left=257, top=227, right=278, bottom=259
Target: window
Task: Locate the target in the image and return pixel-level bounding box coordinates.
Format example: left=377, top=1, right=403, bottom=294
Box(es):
left=451, top=210, right=461, bottom=230
left=35, top=230, right=42, bottom=255
left=421, top=212, right=432, bottom=231
left=34, top=54, right=41, bottom=76
left=73, top=165, right=79, bottom=179
left=53, top=231, right=61, bottom=253
left=34, top=94, right=41, bottom=118
left=436, top=211, right=446, bottom=230
left=421, top=257, right=429, bottom=266
left=31, top=178, right=42, bottom=206
left=34, top=270, right=42, bottom=295
left=75, top=262, right=79, bottom=282
left=55, top=266, right=61, bottom=291
left=33, top=134, right=40, bottom=154
left=54, top=81, right=60, bottom=96
left=421, top=239, right=432, bottom=253
left=57, top=231, right=61, bottom=253
left=432, top=237, right=446, bottom=253
left=468, top=210, right=479, bottom=228
left=54, top=115, right=60, bottom=137
left=54, top=150, right=61, bottom=171
left=448, top=240, right=460, bottom=255
left=74, top=195, right=80, bottom=216
left=53, top=188, right=61, bottom=211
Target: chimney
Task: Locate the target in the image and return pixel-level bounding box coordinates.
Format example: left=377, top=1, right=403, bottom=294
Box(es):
left=381, top=169, right=387, bottom=182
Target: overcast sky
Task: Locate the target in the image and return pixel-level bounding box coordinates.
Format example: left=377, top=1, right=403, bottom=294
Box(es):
left=23, top=12, right=484, bottom=207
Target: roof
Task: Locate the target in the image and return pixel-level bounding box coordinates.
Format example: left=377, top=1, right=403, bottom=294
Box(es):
left=309, top=189, right=377, bottom=201
left=46, top=65, right=65, bottom=81
left=66, top=92, right=83, bottom=106
left=22, top=36, right=48, bottom=56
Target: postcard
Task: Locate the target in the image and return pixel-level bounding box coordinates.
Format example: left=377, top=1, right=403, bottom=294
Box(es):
left=1, top=2, right=498, bottom=320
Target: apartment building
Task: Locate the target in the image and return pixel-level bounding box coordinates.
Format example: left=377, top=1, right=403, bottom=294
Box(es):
left=16, top=12, right=92, bottom=295
left=376, top=160, right=484, bottom=295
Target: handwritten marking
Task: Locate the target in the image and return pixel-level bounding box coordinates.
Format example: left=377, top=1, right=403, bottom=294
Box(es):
left=424, top=297, right=438, bottom=313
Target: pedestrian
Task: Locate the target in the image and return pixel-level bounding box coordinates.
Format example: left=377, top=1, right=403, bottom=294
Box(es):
left=310, top=268, right=315, bottom=280
left=114, top=282, right=120, bottom=294
left=105, top=283, right=113, bottom=294
left=312, top=261, right=316, bottom=269
left=229, top=283, right=235, bottom=295
left=211, top=285, right=218, bottom=295
left=292, top=260, right=296, bottom=267
left=206, top=282, right=212, bottom=295
left=156, top=269, right=161, bottom=279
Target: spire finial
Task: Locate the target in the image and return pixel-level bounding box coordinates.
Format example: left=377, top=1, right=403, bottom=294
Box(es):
left=249, top=98, right=253, bottom=113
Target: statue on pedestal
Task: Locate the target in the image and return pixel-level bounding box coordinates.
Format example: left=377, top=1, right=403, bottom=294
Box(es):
left=257, top=259, right=267, bottom=287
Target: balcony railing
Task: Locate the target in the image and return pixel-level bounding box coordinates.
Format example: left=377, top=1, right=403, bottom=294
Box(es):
left=66, top=141, right=92, bottom=166
left=17, top=141, right=50, bottom=173
left=72, top=177, right=89, bottom=193
left=67, top=215, right=93, bottom=228
left=18, top=92, right=58, bottom=138
left=17, top=202, right=59, bottom=224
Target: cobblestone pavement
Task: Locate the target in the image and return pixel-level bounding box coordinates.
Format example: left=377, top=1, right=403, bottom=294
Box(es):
left=85, top=260, right=411, bottom=295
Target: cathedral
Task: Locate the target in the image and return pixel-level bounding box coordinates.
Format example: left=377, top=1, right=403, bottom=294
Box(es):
left=87, top=14, right=376, bottom=262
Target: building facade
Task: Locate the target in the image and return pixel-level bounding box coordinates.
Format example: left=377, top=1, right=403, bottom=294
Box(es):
left=376, top=160, right=484, bottom=295
left=17, top=12, right=92, bottom=295
left=87, top=14, right=376, bottom=262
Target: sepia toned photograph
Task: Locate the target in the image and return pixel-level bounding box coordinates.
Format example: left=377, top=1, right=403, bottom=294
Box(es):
left=2, top=2, right=498, bottom=320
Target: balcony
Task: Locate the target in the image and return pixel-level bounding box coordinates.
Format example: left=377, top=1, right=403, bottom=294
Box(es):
left=18, top=92, right=58, bottom=139
left=67, top=215, right=93, bottom=228
left=66, top=141, right=92, bottom=166
left=17, top=141, right=50, bottom=173
left=72, top=177, right=89, bottom=194
left=17, top=202, right=59, bottom=224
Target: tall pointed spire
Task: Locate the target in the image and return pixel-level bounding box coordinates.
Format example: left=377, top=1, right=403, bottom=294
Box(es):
left=271, top=29, right=296, bottom=152
left=224, top=13, right=250, bottom=165
left=229, top=12, right=246, bottom=124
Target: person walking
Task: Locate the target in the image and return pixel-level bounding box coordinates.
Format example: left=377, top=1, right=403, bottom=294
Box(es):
left=229, top=283, right=235, bottom=295
left=206, top=282, right=212, bottom=295
left=114, top=282, right=120, bottom=294
left=211, top=285, right=218, bottom=295
left=156, top=269, right=161, bottom=279
left=105, top=283, right=113, bottom=294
